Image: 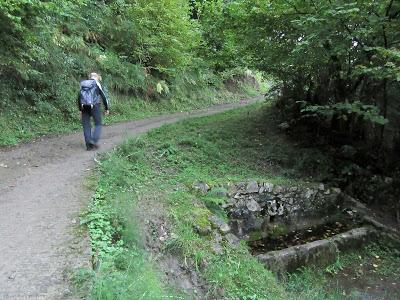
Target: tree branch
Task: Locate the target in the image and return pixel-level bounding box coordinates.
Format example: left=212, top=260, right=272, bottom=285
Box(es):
left=386, top=0, right=395, bottom=17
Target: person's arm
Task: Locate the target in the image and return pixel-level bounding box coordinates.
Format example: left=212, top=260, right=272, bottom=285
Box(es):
left=96, top=82, right=109, bottom=111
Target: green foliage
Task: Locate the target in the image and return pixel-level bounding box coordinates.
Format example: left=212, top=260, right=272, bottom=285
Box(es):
left=105, top=0, right=200, bottom=74
left=233, top=0, right=400, bottom=142
left=0, top=0, right=252, bottom=147
left=194, top=0, right=245, bottom=72
left=300, top=101, right=389, bottom=125
left=81, top=187, right=125, bottom=259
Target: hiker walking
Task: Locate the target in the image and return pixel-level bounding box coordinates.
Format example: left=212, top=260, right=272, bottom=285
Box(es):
left=77, top=73, right=110, bottom=150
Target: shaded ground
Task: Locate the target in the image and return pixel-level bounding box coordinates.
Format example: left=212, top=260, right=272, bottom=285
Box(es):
left=286, top=241, right=400, bottom=300
left=0, top=98, right=259, bottom=299
left=328, top=242, right=400, bottom=300
left=331, top=262, right=400, bottom=299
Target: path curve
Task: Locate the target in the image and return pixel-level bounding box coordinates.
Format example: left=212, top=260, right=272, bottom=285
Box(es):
left=0, top=98, right=260, bottom=299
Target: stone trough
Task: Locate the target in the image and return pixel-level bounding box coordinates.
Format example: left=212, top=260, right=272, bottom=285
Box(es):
left=256, top=226, right=378, bottom=275
left=195, top=180, right=391, bottom=276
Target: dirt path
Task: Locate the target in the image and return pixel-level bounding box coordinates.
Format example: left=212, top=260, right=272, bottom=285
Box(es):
left=0, top=98, right=260, bottom=299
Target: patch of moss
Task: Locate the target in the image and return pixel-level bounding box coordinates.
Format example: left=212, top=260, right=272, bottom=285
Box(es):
left=192, top=207, right=212, bottom=231
left=249, top=230, right=264, bottom=241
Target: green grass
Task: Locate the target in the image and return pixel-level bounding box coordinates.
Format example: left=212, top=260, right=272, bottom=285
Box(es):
left=0, top=87, right=246, bottom=147
left=0, top=107, right=81, bottom=146
left=78, top=101, right=399, bottom=299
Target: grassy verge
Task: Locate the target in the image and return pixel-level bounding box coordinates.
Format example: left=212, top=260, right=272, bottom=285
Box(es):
left=78, top=101, right=399, bottom=299
left=0, top=87, right=248, bottom=147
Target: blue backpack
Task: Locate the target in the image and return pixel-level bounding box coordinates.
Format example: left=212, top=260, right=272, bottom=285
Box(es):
left=79, top=79, right=98, bottom=108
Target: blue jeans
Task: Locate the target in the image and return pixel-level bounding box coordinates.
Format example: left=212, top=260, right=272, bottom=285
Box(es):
left=81, top=104, right=102, bottom=148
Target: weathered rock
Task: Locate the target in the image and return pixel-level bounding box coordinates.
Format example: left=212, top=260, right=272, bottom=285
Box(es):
left=227, top=183, right=239, bottom=197
left=192, top=182, right=210, bottom=194
left=208, top=215, right=224, bottom=228
left=224, top=233, right=240, bottom=247
left=277, top=203, right=284, bottom=216
left=229, top=220, right=243, bottom=236
left=193, top=224, right=212, bottom=236
left=278, top=122, right=290, bottom=130
left=211, top=242, right=223, bottom=255
left=246, top=198, right=261, bottom=212
left=267, top=200, right=278, bottom=216
left=229, top=208, right=244, bottom=219
left=245, top=181, right=259, bottom=194
left=210, top=187, right=228, bottom=198
left=304, top=188, right=316, bottom=200
left=214, top=231, right=223, bottom=243
left=273, top=185, right=284, bottom=194
left=234, top=182, right=247, bottom=194
left=220, top=223, right=231, bottom=234
left=208, top=215, right=231, bottom=234
left=263, top=183, right=274, bottom=193
left=223, top=198, right=238, bottom=209
left=221, top=203, right=231, bottom=209
left=235, top=199, right=245, bottom=208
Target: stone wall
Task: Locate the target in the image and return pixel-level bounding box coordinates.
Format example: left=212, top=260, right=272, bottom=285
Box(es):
left=220, top=181, right=343, bottom=239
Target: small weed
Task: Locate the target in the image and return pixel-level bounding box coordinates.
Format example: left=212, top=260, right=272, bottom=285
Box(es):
left=72, top=267, right=95, bottom=291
